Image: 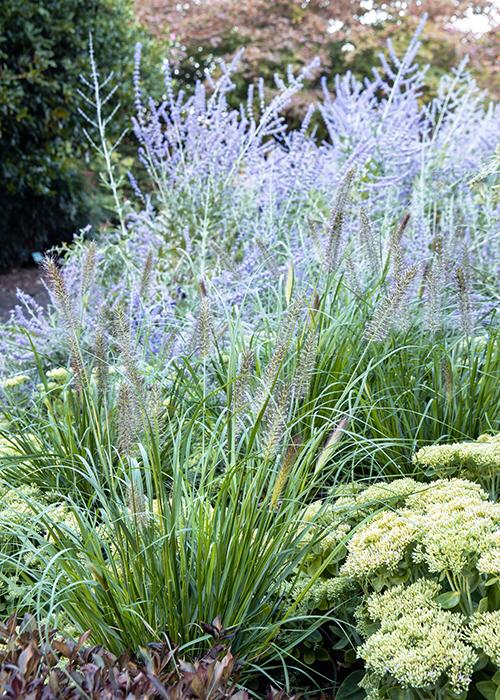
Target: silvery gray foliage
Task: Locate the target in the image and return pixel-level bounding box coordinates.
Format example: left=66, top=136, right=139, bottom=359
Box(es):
left=1, top=21, right=500, bottom=379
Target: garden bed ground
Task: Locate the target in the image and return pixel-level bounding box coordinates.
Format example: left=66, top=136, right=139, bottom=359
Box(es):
left=0, top=264, right=49, bottom=322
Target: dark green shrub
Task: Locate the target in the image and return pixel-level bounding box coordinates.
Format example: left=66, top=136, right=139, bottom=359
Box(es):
left=0, top=0, right=165, bottom=269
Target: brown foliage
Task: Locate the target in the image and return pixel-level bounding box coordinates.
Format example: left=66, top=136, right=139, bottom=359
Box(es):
left=133, top=0, right=500, bottom=98
left=0, top=612, right=251, bottom=700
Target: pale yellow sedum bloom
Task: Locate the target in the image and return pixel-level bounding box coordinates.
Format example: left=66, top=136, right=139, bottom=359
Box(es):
left=413, top=512, right=497, bottom=575
left=298, top=574, right=355, bottom=611
left=1, top=374, right=30, bottom=388
left=354, top=478, right=419, bottom=508
left=358, top=581, right=476, bottom=698
left=478, top=531, right=500, bottom=573
left=467, top=611, right=500, bottom=665
left=341, top=508, right=420, bottom=578
left=404, top=477, right=489, bottom=512
left=46, top=367, right=71, bottom=383
left=340, top=478, right=500, bottom=579
left=413, top=437, right=500, bottom=490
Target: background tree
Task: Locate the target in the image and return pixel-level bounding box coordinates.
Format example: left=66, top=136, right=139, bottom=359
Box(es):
left=0, top=0, right=166, bottom=269
left=133, top=0, right=500, bottom=106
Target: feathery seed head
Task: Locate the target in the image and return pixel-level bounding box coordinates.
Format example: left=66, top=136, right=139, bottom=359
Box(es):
left=40, top=255, right=78, bottom=337
left=262, top=381, right=292, bottom=463
left=140, top=248, right=155, bottom=300
left=363, top=263, right=419, bottom=342
left=323, top=169, right=355, bottom=275
left=455, top=265, right=473, bottom=337
left=81, top=241, right=96, bottom=299
left=359, top=206, right=380, bottom=276
left=232, top=348, right=254, bottom=435
left=270, top=433, right=301, bottom=508
left=192, top=281, right=215, bottom=359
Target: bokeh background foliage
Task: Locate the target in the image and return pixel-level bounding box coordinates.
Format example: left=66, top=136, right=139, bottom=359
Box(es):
left=0, top=0, right=165, bottom=269
left=134, top=0, right=500, bottom=106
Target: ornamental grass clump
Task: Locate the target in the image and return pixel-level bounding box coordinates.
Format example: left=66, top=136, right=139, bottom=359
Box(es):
left=0, top=298, right=359, bottom=686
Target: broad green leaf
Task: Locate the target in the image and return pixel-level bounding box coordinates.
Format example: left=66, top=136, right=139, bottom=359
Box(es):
left=435, top=591, right=461, bottom=609
left=477, top=681, right=497, bottom=700
left=336, top=670, right=366, bottom=700
left=315, top=646, right=330, bottom=661
left=303, top=650, right=315, bottom=665
left=387, top=687, right=405, bottom=700
left=493, top=669, right=500, bottom=685
left=479, top=596, right=489, bottom=613
left=474, top=654, right=490, bottom=672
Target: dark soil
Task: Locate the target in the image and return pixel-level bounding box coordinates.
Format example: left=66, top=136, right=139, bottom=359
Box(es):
left=0, top=264, right=50, bottom=322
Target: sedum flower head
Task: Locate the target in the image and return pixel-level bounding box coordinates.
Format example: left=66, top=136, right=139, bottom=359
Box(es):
left=477, top=531, right=500, bottom=573
left=353, top=478, right=420, bottom=511
left=2, top=374, right=30, bottom=389
left=359, top=578, right=441, bottom=626
left=300, top=574, right=355, bottom=612
left=341, top=508, right=420, bottom=579
left=467, top=611, right=500, bottom=665
left=413, top=511, right=497, bottom=575
left=358, top=581, right=476, bottom=695
left=339, top=478, right=500, bottom=581
left=46, top=367, right=71, bottom=384
left=413, top=438, right=500, bottom=491
left=404, top=477, right=489, bottom=512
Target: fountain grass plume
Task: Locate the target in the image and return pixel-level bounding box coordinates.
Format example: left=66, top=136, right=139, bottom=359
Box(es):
left=140, top=249, right=155, bottom=301
left=262, top=381, right=292, bottom=463
left=359, top=206, right=380, bottom=276
left=363, top=263, right=420, bottom=342
left=270, top=434, right=302, bottom=509
left=295, top=324, right=318, bottom=400
left=232, top=348, right=254, bottom=436
left=323, top=169, right=355, bottom=276
left=455, top=265, right=473, bottom=337
left=192, top=278, right=215, bottom=360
